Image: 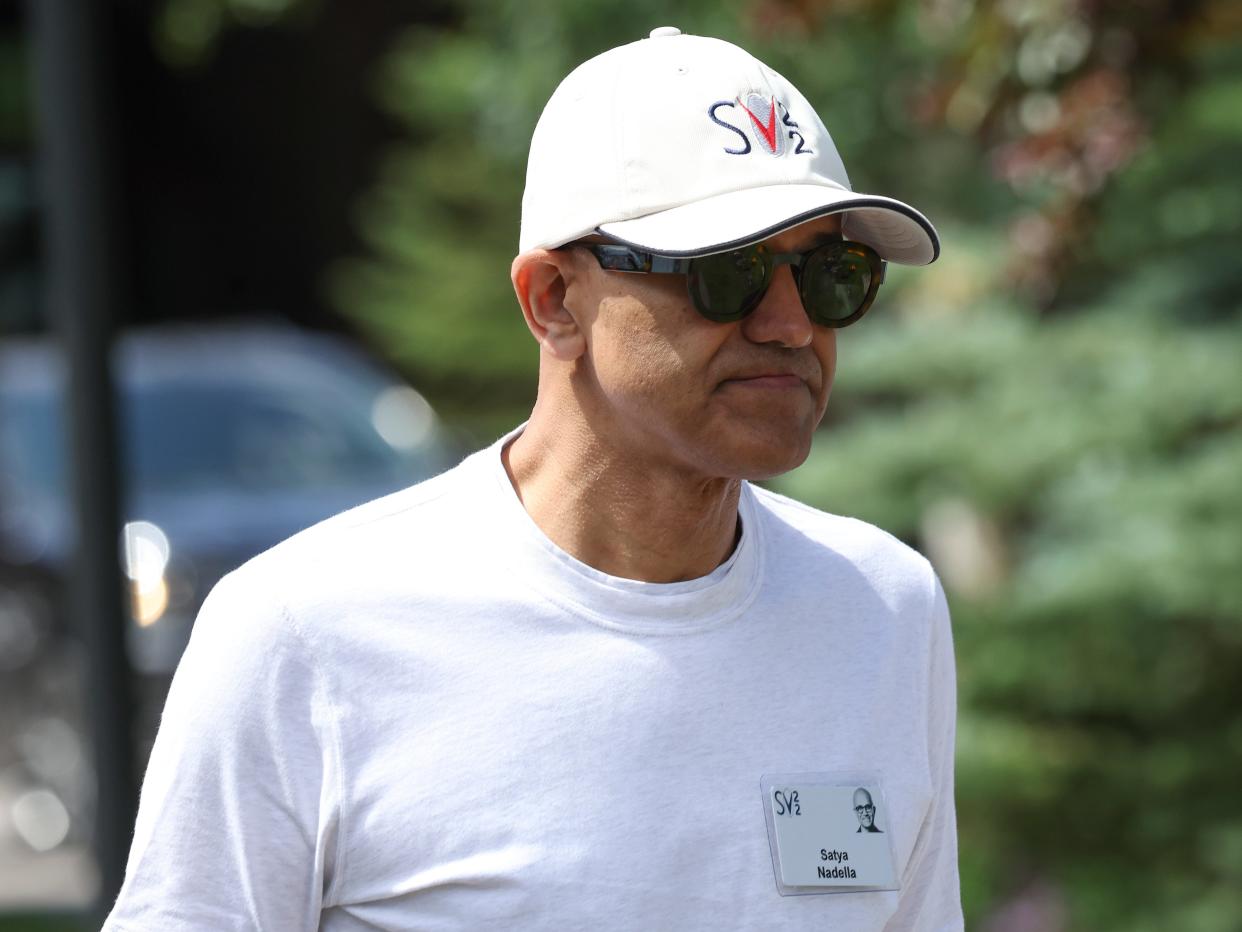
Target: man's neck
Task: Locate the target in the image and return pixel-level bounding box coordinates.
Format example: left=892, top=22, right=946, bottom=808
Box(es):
left=502, top=414, right=743, bottom=584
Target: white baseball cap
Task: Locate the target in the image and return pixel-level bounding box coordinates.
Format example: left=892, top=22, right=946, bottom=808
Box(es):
left=520, top=27, right=939, bottom=265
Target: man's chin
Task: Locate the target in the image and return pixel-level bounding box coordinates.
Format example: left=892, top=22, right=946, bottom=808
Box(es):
left=724, top=433, right=814, bottom=481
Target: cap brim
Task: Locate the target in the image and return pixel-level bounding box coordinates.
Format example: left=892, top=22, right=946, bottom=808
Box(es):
left=596, top=183, right=939, bottom=265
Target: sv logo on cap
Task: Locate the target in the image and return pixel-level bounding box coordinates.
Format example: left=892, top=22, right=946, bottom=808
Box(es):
left=708, top=94, right=814, bottom=157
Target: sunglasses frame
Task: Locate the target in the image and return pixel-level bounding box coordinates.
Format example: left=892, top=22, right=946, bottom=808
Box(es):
left=578, top=240, right=887, bottom=328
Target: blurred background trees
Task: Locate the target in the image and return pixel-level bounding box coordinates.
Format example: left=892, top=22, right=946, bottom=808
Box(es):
left=2, top=0, right=1239, bottom=928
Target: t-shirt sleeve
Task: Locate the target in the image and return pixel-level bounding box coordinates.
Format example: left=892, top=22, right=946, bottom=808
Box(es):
left=104, top=568, right=342, bottom=931
left=886, top=568, right=964, bottom=932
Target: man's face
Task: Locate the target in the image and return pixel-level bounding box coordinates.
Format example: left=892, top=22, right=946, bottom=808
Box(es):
left=564, top=216, right=842, bottom=482
left=855, top=796, right=876, bottom=829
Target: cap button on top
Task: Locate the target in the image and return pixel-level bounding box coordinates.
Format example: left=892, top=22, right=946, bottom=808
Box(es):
left=649, top=26, right=682, bottom=38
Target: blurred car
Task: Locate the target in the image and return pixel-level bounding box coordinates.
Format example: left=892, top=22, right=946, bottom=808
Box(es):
left=0, top=319, right=455, bottom=893
left=0, top=320, right=454, bottom=676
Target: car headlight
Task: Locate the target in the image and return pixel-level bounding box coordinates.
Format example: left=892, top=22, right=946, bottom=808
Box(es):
left=122, top=520, right=170, bottom=627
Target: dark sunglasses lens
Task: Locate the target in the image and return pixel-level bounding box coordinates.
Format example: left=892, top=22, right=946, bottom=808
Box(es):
left=687, top=248, right=770, bottom=322
left=801, top=244, right=875, bottom=326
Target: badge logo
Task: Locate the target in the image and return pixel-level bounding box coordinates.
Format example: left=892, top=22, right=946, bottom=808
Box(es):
left=708, top=93, right=814, bottom=157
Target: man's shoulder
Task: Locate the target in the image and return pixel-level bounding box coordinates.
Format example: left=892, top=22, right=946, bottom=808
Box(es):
left=748, top=484, right=933, bottom=580
left=229, top=451, right=486, bottom=594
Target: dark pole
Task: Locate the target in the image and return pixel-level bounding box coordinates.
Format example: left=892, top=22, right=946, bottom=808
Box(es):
left=27, top=0, right=136, bottom=918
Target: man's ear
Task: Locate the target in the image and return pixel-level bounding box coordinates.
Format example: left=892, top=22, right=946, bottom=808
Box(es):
left=511, top=249, right=587, bottom=362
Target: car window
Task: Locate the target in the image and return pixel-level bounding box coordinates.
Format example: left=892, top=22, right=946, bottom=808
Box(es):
left=0, top=391, right=64, bottom=504
left=0, top=377, right=441, bottom=501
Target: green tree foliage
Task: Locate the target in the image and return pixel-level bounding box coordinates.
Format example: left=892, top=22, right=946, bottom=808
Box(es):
left=334, top=2, right=1242, bottom=927
left=150, top=0, right=321, bottom=67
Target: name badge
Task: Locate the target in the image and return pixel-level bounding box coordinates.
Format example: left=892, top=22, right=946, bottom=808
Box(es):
left=761, top=773, right=900, bottom=896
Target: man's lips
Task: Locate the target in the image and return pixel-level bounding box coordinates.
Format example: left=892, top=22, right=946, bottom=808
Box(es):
left=721, top=373, right=809, bottom=390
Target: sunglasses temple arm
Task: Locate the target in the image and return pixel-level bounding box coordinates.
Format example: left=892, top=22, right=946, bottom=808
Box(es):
left=586, top=245, right=692, bottom=274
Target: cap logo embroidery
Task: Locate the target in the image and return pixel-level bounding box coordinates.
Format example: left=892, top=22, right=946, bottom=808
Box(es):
left=739, top=94, right=781, bottom=155
left=707, top=96, right=814, bottom=157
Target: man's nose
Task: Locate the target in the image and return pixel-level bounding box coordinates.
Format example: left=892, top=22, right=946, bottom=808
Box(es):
left=739, top=265, right=813, bottom=348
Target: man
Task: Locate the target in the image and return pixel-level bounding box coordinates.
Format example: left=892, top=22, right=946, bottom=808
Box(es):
left=106, top=27, right=961, bottom=930
left=855, top=787, right=884, bottom=833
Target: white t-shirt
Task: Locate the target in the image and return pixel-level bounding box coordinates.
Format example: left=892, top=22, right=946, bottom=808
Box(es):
left=106, top=430, right=962, bottom=931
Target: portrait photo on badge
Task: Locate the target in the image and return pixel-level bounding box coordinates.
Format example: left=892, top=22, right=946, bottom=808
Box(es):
left=853, top=786, right=883, bottom=833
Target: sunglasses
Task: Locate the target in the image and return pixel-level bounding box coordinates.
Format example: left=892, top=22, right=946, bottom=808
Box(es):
left=579, top=239, right=886, bottom=328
